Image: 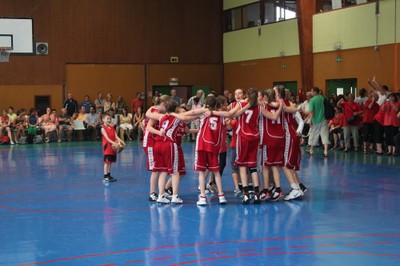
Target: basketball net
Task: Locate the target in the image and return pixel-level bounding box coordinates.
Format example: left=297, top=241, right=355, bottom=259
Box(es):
left=0, top=47, right=12, bottom=62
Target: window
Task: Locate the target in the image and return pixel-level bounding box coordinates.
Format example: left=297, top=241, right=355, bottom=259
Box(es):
left=224, top=1, right=297, bottom=32
left=318, top=0, right=376, bottom=12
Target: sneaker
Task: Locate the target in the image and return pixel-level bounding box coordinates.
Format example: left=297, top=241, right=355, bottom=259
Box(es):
left=171, top=195, right=183, bottom=204
left=206, top=183, right=217, bottom=194
left=299, top=183, right=307, bottom=193
left=166, top=187, right=173, bottom=196
left=198, top=186, right=212, bottom=194
left=103, top=176, right=117, bottom=183
left=234, top=189, right=243, bottom=199
left=107, top=176, right=117, bottom=182
left=253, top=194, right=261, bottom=204
left=148, top=192, right=158, bottom=202
left=260, top=190, right=271, bottom=201
left=197, top=195, right=207, bottom=206
left=242, top=194, right=251, bottom=204
left=157, top=194, right=170, bottom=204
left=284, top=189, right=303, bottom=201
left=270, top=190, right=284, bottom=202
left=163, top=192, right=172, bottom=201
left=218, top=194, right=227, bottom=205
left=10, top=141, right=15, bottom=145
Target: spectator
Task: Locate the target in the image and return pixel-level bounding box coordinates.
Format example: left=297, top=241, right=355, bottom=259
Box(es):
left=189, top=97, right=201, bottom=141
left=131, top=92, right=144, bottom=114
left=362, top=92, right=379, bottom=153
left=170, top=89, right=182, bottom=105
left=355, top=88, right=368, bottom=106
left=7, top=106, right=17, bottom=125
left=368, top=77, right=389, bottom=105
left=63, top=93, right=79, bottom=117
left=85, top=106, right=101, bottom=141
left=328, top=107, right=344, bottom=150
left=104, top=93, right=115, bottom=113
left=0, top=109, right=14, bottom=144
left=94, top=92, right=106, bottom=114
left=307, top=87, right=330, bottom=157
left=115, top=95, right=128, bottom=114
left=298, top=91, right=312, bottom=144
left=187, top=90, right=205, bottom=109
left=133, top=106, right=144, bottom=140
left=14, top=108, right=28, bottom=143
left=80, top=95, right=93, bottom=113
left=394, top=111, right=400, bottom=156
left=338, top=93, right=363, bottom=152
left=40, top=107, right=58, bottom=143
left=119, top=107, right=133, bottom=141
left=58, top=108, right=73, bottom=142
left=227, top=92, right=235, bottom=105
left=75, top=106, right=88, bottom=121
left=382, top=93, right=400, bottom=155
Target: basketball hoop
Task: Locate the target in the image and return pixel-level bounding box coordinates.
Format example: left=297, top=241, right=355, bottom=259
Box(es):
left=0, top=47, right=12, bottom=62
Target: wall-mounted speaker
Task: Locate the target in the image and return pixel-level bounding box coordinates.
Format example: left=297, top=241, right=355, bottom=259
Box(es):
left=35, top=42, right=48, bottom=55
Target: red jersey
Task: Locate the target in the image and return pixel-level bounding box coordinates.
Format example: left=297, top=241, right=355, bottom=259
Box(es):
left=175, top=122, right=187, bottom=146
left=340, top=101, right=362, bottom=126
left=143, top=107, right=159, bottom=148
left=383, top=102, right=400, bottom=127
left=196, top=115, right=224, bottom=153
left=229, top=119, right=238, bottom=148
left=102, top=125, right=117, bottom=156
left=330, top=114, right=344, bottom=128
left=362, top=100, right=379, bottom=123
left=283, top=100, right=298, bottom=137
left=219, top=122, right=228, bottom=153
left=155, top=114, right=181, bottom=143
left=237, top=102, right=260, bottom=141
left=260, top=102, right=285, bottom=147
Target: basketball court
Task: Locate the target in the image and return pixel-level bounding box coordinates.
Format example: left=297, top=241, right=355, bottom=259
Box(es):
left=1, top=142, right=399, bottom=265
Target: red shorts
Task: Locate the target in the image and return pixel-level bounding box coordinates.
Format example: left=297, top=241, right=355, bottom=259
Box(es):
left=152, top=142, right=179, bottom=175
left=143, top=146, right=155, bottom=171
left=284, top=134, right=301, bottom=170
left=195, top=150, right=219, bottom=172
left=235, top=136, right=259, bottom=167
left=264, top=146, right=284, bottom=167
left=178, top=146, right=186, bottom=176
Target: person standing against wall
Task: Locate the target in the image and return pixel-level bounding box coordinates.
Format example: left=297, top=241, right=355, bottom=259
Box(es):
left=63, top=93, right=78, bottom=117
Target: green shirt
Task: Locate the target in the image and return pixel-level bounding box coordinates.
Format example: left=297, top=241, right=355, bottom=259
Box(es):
left=309, top=94, right=325, bottom=124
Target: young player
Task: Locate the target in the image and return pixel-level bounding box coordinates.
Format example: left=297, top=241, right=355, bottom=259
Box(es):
left=101, top=113, right=125, bottom=183
left=259, top=88, right=285, bottom=201
left=196, top=96, right=228, bottom=206
left=147, top=99, right=202, bottom=204
left=144, top=95, right=169, bottom=201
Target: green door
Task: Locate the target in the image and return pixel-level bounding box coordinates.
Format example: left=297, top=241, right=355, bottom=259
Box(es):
left=273, top=81, right=298, bottom=96
left=326, top=78, right=357, bottom=97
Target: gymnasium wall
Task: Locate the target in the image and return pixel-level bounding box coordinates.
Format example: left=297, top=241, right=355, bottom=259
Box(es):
left=0, top=0, right=222, bottom=109
left=223, top=0, right=400, bottom=93
left=224, top=55, right=301, bottom=92
left=223, top=0, right=258, bottom=10
left=0, top=85, right=63, bottom=112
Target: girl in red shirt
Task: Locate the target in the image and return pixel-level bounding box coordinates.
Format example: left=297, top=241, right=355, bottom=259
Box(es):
left=362, top=93, right=379, bottom=153
left=382, top=93, right=400, bottom=155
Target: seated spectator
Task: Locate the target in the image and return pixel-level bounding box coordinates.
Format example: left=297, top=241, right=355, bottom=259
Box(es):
left=75, top=106, right=87, bottom=121
left=58, top=108, right=73, bottom=142
left=7, top=106, right=18, bottom=142
left=85, top=106, right=101, bottom=141
left=0, top=109, right=14, bottom=144
left=131, top=92, right=144, bottom=114
left=328, top=107, right=344, bottom=150
left=119, top=107, right=133, bottom=141
left=94, top=92, right=105, bottom=114
left=133, top=106, right=144, bottom=140
left=40, top=107, right=58, bottom=143
left=107, top=108, right=118, bottom=128
left=27, top=108, right=40, bottom=138
left=14, top=108, right=28, bottom=143
left=362, top=92, right=379, bottom=153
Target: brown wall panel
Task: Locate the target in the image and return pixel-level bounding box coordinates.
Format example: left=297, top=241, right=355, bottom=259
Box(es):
left=224, top=56, right=302, bottom=92
left=147, top=64, right=223, bottom=92
left=0, top=85, right=63, bottom=112
left=313, top=44, right=395, bottom=93
left=66, top=64, right=146, bottom=106
left=0, top=0, right=222, bottom=86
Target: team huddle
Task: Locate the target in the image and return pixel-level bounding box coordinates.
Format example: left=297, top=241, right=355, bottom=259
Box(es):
left=101, top=85, right=308, bottom=205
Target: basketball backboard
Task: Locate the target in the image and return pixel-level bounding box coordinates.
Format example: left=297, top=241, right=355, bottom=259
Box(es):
left=0, top=18, right=34, bottom=54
